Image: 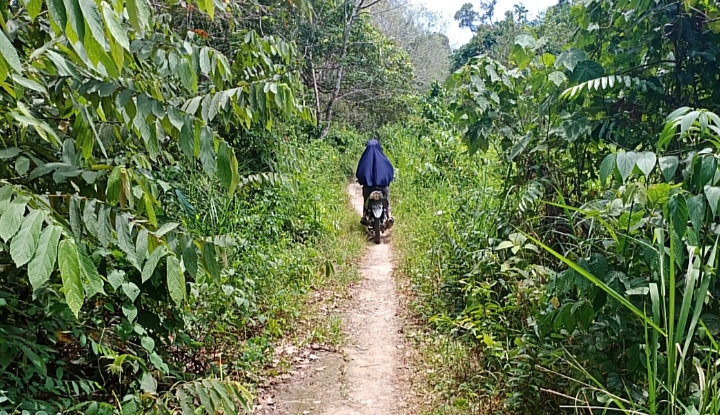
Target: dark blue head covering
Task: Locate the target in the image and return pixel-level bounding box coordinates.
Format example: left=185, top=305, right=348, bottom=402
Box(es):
left=356, top=139, right=394, bottom=188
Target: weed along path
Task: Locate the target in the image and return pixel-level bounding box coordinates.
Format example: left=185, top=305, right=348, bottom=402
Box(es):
left=256, top=182, right=409, bottom=414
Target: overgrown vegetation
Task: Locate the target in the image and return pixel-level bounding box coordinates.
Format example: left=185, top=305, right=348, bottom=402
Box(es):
left=389, top=0, right=720, bottom=414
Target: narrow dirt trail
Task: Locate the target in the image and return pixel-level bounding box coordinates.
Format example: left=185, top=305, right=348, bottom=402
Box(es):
left=256, top=183, right=408, bottom=414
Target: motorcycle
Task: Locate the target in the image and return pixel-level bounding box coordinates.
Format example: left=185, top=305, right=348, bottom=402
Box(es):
left=364, top=188, right=389, bottom=244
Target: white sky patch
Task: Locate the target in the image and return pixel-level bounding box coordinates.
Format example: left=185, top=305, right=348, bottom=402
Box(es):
left=409, top=0, right=559, bottom=48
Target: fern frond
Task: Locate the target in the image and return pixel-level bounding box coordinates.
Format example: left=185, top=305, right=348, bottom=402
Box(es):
left=147, top=379, right=252, bottom=414
left=561, top=75, right=657, bottom=100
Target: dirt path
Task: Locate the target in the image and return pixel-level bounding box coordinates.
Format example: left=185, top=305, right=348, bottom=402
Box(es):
left=255, top=183, right=408, bottom=414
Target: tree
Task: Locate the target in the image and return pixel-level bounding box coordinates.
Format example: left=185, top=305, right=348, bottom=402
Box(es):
left=0, top=0, right=311, bottom=411
left=370, top=0, right=451, bottom=91
left=454, top=3, right=479, bottom=31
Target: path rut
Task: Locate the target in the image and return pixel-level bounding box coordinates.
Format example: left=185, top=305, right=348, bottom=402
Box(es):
left=255, top=182, right=408, bottom=414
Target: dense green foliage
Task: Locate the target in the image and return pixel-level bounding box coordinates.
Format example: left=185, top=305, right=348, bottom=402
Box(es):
left=0, top=0, right=373, bottom=411
left=390, top=0, right=720, bottom=413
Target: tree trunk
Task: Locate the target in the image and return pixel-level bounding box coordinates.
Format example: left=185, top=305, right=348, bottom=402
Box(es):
left=319, top=0, right=369, bottom=138
left=309, top=51, right=322, bottom=127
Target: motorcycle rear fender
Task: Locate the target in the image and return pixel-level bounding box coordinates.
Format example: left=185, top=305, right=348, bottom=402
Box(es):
left=371, top=202, right=383, bottom=218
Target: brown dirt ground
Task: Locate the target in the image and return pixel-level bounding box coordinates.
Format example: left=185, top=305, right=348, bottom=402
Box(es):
left=253, top=183, right=410, bottom=415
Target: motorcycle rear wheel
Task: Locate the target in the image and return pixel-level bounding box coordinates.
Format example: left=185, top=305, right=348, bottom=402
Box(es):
left=374, top=217, right=381, bottom=244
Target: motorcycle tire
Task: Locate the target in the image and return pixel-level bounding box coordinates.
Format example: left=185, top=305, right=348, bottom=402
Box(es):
left=374, top=217, right=381, bottom=244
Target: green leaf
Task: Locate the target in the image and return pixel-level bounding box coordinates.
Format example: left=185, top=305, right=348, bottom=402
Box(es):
left=0, top=31, right=22, bottom=74
left=687, top=194, right=706, bottom=233
left=568, top=61, right=604, bottom=84
left=25, top=0, right=43, bottom=20
left=155, top=222, right=179, bottom=237
left=659, top=156, right=679, bottom=182
left=0, top=186, right=14, bottom=214
left=704, top=186, right=720, bottom=217
left=79, top=0, right=107, bottom=47
left=47, top=0, right=68, bottom=30
left=548, top=71, right=566, bottom=86
left=142, top=246, right=167, bottom=283
left=167, top=255, right=185, bottom=306
left=107, top=166, right=122, bottom=206
left=555, top=49, right=586, bottom=71
left=21, top=346, right=47, bottom=376
left=83, top=199, right=98, bottom=238
left=179, top=117, right=195, bottom=160
left=616, top=151, right=636, bottom=183
left=122, top=282, right=140, bottom=302
left=10, top=210, right=44, bottom=267
left=599, top=153, right=616, bottom=185
left=697, top=155, right=717, bottom=188
left=217, top=141, right=233, bottom=191
left=177, top=58, right=197, bottom=92
left=200, top=126, right=216, bottom=178
left=182, top=235, right=198, bottom=278
left=140, top=372, right=157, bottom=394
left=28, top=225, right=62, bottom=291
left=141, top=336, right=155, bottom=353
left=122, top=303, right=137, bottom=321
left=669, top=193, right=688, bottom=238
left=63, top=0, right=86, bottom=42
left=108, top=269, right=126, bottom=290
left=115, top=214, right=138, bottom=268
left=78, top=249, right=105, bottom=298
left=58, top=239, right=85, bottom=318
left=69, top=196, right=82, bottom=240
left=15, top=156, right=30, bottom=175
left=0, top=195, right=30, bottom=242
left=102, top=3, right=130, bottom=51
left=636, top=152, right=657, bottom=178
left=202, top=242, right=221, bottom=285
left=135, top=229, right=148, bottom=269
left=204, top=0, right=214, bottom=19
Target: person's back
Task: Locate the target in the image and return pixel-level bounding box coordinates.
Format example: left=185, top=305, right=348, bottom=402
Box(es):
left=356, top=138, right=394, bottom=226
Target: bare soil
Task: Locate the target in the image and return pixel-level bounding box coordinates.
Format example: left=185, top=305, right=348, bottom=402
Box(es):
left=254, top=183, right=409, bottom=414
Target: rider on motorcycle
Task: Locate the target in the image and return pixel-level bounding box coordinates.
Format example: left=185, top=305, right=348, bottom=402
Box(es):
left=356, top=138, right=394, bottom=228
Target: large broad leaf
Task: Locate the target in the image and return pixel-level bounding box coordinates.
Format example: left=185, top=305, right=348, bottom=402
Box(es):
left=561, top=114, right=590, bottom=142
left=58, top=239, right=85, bottom=318
left=106, top=166, right=122, bottom=205
left=0, top=186, right=14, bottom=214
left=697, top=155, right=717, bottom=188
left=182, top=235, right=198, bottom=278
left=0, top=195, right=30, bottom=242
left=166, top=255, right=185, bottom=307
left=659, top=156, right=679, bottom=182
left=142, top=246, right=168, bottom=283
left=21, top=346, right=47, bottom=376
left=616, top=151, right=637, bottom=183
left=599, top=154, right=616, bottom=185
left=179, top=117, right=195, bottom=160
left=0, top=31, right=22, bottom=75
left=704, top=186, right=720, bottom=217
left=78, top=0, right=106, bottom=47
left=555, top=49, right=586, bottom=71
left=78, top=249, right=105, bottom=298
left=47, top=0, right=68, bottom=30
left=687, top=194, right=706, bottom=233
left=200, top=126, right=216, bottom=178
left=102, top=3, right=129, bottom=51
left=10, top=210, right=44, bottom=267
left=217, top=141, right=233, bottom=191
left=568, top=61, right=604, bottom=84
left=28, top=225, right=62, bottom=290
left=636, top=152, right=657, bottom=178
left=202, top=242, right=221, bottom=285
left=548, top=71, right=566, bottom=86
left=669, top=193, right=688, bottom=238
left=63, top=0, right=85, bottom=42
